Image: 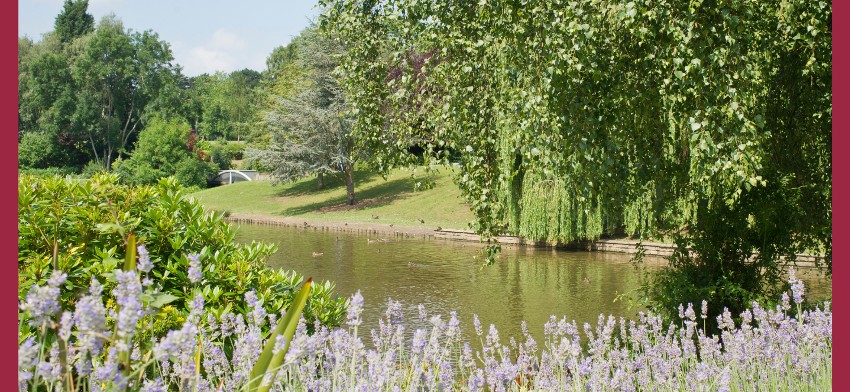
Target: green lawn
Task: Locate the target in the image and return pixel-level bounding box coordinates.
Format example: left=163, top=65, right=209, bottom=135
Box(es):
left=188, top=166, right=475, bottom=230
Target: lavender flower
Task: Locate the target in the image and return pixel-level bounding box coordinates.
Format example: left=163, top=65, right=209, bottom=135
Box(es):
left=21, top=270, right=66, bottom=326
left=187, top=253, right=202, bottom=284
left=189, top=293, right=205, bottom=320
left=16, top=261, right=833, bottom=392
left=18, top=337, right=38, bottom=388
left=417, top=303, right=427, bottom=321
left=74, top=286, right=108, bottom=356
left=684, top=303, right=696, bottom=321
left=137, top=244, right=153, bottom=273
left=789, top=268, right=806, bottom=304
left=272, top=334, right=288, bottom=355
left=113, top=270, right=144, bottom=345
left=347, top=290, right=364, bottom=327
left=142, top=378, right=167, bottom=392
left=58, top=311, right=73, bottom=341
left=153, top=320, right=199, bottom=360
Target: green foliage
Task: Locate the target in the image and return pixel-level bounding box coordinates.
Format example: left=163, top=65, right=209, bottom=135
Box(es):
left=175, top=157, right=217, bottom=188
left=117, top=117, right=216, bottom=187
left=71, top=16, right=183, bottom=171
left=18, top=131, right=80, bottom=170
left=248, top=24, right=362, bottom=204
left=320, top=0, right=831, bottom=316
left=191, top=70, right=263, bottom=142
left=18, top=166, right=80, bottom=178
left=80, top=159, right=107, bottom=178
left=208, top=140, right=234, bottom=170
left=248, top=279, right=312, bottom=392
left=18, top=173, right=348, bottom=332
left=54, top=0, right=94, bottom=44
left=18, top=12, right=184, bottom=173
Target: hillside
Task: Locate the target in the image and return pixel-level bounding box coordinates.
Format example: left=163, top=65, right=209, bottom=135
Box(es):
left=188, top=166, right=475, bottom=231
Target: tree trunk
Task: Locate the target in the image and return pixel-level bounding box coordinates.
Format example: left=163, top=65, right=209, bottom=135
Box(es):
left=317, top=171, right=324, bottom=190
left=344, top=165, right=355, bottom=205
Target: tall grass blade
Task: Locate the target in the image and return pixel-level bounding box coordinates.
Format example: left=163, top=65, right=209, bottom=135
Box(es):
left=124, top=233, right=137, bottom=271
left=248, top=278, right=312, bottom=392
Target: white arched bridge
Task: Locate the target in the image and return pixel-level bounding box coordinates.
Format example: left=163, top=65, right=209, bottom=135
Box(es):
left=210, top=170, right=259, bottom=186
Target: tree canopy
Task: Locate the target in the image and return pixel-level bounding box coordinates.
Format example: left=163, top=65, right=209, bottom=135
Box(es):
left=54, top=0, right=95, bottom=44
left=248, top=25, right=362, bottom=204
left=319, top=0, right=832, bottom=318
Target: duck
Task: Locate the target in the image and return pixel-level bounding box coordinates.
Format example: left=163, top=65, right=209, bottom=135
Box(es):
left=367, top=239, right=378, bottom=244
left=582, top=276, right=591, bottom=285
left=312, top=252, right=324, bottom=257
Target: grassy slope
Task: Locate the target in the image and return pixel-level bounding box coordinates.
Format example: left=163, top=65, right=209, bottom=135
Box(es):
left=188, top=166, right=475, bottom=230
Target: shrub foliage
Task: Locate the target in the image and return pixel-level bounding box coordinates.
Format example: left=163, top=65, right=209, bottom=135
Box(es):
left=18, top=173, right=348, bottom=333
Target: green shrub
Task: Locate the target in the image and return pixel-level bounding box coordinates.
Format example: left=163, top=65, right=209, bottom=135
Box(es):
left=80, top=160, right=107, bottom=178
left=18, top=173, right=347, bottom=332
left=117, top=117, right=216, bottom=188
left=18, top=166, right=79, bottom=177
left=209, top=141, right=232, bottom=170
left=18, top=131, right=88, bottom=170
left=175, top=157, right=217, bottom=188
left=225, top=140, right=246, bottom=160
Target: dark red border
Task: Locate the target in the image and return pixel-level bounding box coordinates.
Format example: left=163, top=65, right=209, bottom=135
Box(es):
left=4, top=1, right=842, bottom=389
left=834, top=0, right=846, bottom=388
left=3, top=0, right=17, bottom=388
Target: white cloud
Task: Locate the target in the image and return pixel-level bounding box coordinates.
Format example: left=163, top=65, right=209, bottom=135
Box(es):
left=181, top=29, right=248, bottom=76
left=185, top=47, right=237, bottom=75
left=89, top=0, right=126, bottom=7
left=209, top=29, right=245, bottom=51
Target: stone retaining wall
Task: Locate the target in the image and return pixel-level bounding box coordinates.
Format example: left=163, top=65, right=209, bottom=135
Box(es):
left=224, top=216, right=825, bottom=268
left=434, top=229, right=823, bottom=268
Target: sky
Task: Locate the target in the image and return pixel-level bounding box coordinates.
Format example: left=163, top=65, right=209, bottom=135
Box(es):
left=18, top=0, right=322, bottom=77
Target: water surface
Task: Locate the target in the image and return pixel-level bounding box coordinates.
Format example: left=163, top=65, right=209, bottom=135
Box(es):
left=234, top=223, right=831, bottom=346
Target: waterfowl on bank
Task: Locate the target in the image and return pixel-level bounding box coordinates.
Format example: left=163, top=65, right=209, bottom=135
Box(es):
left=367, top=239, right=378, bottom=244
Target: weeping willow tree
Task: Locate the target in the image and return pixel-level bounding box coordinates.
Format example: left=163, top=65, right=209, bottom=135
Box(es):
left=319, top=0, right=831, bottom=321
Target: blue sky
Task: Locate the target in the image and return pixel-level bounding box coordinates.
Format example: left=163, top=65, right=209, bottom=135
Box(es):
left=18, top=0, right=321, bottom=77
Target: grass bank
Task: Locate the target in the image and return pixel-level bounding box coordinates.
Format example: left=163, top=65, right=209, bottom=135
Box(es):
left=188, top=166, right=475, bottom=231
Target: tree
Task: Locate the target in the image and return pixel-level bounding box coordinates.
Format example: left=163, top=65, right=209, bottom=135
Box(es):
left=248, top=25, right=361, bottom=204
left=17, top=34, right=90, bottom=170
left=226, top=69, right=262, bottom=141
left=54, top=0, right=94, bottom=44
left=71, top=15, right=181, bottom=171
left=116, top=117, right=216, bottom=188
left=189, top=70, right=261, bottom=142
left=320, top=0, right=832, bottom=322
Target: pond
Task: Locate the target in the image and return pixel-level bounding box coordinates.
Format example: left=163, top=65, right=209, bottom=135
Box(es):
left=234, top=223, right=832, bottom=347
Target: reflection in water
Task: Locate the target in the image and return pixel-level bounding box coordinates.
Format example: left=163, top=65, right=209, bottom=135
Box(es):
left=234, top=223, right=831, bottom=347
